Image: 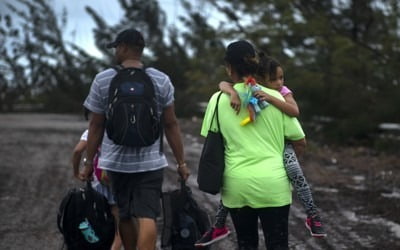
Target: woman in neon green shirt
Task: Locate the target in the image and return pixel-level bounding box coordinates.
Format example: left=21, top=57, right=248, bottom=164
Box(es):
left=200, top=40, right=306, bottom=250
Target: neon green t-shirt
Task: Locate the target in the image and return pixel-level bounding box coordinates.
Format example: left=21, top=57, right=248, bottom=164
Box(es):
left=200, top=83, right=305, bottom=208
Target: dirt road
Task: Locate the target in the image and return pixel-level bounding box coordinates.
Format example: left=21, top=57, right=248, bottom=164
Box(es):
left=0, top=114, right=399, bottom=250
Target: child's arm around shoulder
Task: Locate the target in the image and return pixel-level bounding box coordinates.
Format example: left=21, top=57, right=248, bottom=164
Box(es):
left=219, top=81, right=241, bottom=114
left=254, top=89, right=299, bottom=117
left=281, top=93, right=300, bottom=117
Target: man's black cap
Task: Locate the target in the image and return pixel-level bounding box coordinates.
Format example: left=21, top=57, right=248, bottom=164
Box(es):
left=106, top=29, right=145, bottom=48
left=224, top=40, right=256, bottom=64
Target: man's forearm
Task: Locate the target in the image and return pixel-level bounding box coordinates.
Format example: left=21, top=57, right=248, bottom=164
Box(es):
left=164, top=121, right=185, bottom=165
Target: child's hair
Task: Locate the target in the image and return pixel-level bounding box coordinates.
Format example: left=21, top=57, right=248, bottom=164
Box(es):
left=224, top=40, right=259, bottom=78
left=257, top=52, right=282, bottom=82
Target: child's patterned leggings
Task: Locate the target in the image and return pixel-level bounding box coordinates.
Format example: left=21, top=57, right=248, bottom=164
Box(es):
left=213, top=144, right=317, bottom=228
left=283, top=144, right=317, bottom=217
left=214, top=201, right=229, bottom=228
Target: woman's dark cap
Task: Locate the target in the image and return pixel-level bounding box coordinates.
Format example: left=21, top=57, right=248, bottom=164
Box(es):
left=224, top=40, right=256, bottom=63
left=106, top=29, right=145, bottom=48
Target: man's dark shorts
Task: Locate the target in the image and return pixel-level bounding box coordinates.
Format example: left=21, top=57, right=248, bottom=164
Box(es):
left=108, top=168, right=164, bottom=220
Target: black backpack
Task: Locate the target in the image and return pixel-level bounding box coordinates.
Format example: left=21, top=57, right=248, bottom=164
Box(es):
left=161, top=181, right=211, bottom=250
left=106, top=66, right=161, bottom=147
left=57, top=181, right=115, bottom=250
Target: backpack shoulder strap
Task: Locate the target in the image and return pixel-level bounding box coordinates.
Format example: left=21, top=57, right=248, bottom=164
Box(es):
left=112, top=64, right=124, bottom=71
left=161, top=192, right=173, bottom=247
left=57, top=189, right=75, bottom=234
left=108, top=65, right=124, bottom=101
left=135, top=66, right=164, bottom=153
left=141, top=67, right=164, bottom=153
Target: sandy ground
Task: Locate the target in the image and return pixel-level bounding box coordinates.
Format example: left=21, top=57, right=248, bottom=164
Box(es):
left=0, top=113, right=399, bottom=250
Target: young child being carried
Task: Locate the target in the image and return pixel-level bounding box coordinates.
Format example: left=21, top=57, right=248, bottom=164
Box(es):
left=195, top=53, right=326, bottom=247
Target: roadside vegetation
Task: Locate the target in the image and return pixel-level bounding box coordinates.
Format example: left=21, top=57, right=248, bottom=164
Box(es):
left=1, top=0, right=399, bottom=149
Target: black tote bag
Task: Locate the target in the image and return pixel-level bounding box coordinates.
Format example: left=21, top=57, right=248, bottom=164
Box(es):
left=197, top=92, right=225, bottom=195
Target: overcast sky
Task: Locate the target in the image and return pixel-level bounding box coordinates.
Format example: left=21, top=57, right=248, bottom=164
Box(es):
left=0, top=0, right=223, bottom=58
left=0, top=0, right=184, bottom=57
left=52, top=0, right=184, bottom=57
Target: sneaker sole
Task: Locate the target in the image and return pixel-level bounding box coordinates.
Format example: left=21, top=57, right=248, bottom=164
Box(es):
left=194, top=231, right=231, bottom=247
left=305, top=222, right=327, bottom=238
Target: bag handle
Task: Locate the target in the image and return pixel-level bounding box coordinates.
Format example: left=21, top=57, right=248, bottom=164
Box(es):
left=180, top=179, right=189, bottom=194
left=57, top=190, right=74, bottom=234
left=209, top=92, right=223, bottom=132
left=179, top=179, right=194, bottom=199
